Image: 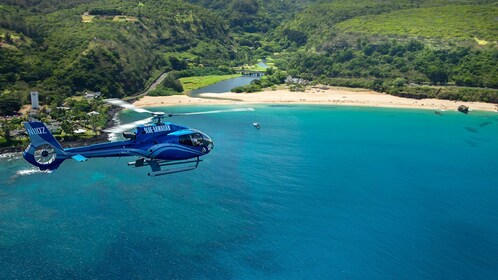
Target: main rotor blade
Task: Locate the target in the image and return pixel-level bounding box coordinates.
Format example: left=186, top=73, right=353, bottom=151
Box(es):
left=104, top=99, right=153, bottom=114
left=104, top=117, right=153, bottom=133
left=168, top=107, right=255, bottom=116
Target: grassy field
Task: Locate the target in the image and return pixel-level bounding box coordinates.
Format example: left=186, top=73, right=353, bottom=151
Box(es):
left=81, top=15, right=95, bottom=23
left=233, top=64, right=267, bottom=72
left=335, top=5, right=498, bottom=42
left=180, top=74, right=241, bottom=92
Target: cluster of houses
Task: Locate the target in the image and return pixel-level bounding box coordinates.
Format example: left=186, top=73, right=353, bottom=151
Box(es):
left=23, top=91, right=101, bottom=135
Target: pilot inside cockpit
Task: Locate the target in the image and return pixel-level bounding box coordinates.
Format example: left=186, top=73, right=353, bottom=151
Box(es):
left=190, top=133, right=203, bottom=146
left=178, top=132, right=213, bottom=150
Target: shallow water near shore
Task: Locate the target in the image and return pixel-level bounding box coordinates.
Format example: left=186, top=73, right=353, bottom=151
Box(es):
left=1, top=105, right=498, bottom=279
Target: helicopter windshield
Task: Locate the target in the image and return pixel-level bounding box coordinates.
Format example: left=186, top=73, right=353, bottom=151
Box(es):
left=191, top=133, right=203, bottom=146
left=178, top=132, right=213, bottom=149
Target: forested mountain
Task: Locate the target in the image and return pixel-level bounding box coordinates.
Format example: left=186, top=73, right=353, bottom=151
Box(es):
left=1, top=0, right=497, bottom=109
left=0, top=0, right=95, bottom=13
left=186, top=0, right=318, bottom=32
left=271, top=0, right=498, bottom=101
left=276, top=0, right=497, bottom=48
left=0, top=0, right=237, bottom=104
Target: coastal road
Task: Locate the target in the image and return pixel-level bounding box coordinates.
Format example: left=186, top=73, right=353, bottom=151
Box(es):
left=144, top=72, right=169, bottom=95
left=124, top=72, right=169, bottom=102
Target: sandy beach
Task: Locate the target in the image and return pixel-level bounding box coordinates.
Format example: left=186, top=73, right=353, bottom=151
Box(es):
left=134, top=86, right=498, bottom=112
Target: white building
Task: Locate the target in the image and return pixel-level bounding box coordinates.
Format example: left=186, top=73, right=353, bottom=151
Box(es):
left=84, top=91, right=102, bottom=99
left=87, top=111, right=100, bottom=116
left=30, top=91, right=39, bottom=109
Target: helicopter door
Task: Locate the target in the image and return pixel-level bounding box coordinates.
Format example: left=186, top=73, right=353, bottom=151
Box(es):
left=179, top=135, right=193, bottom=146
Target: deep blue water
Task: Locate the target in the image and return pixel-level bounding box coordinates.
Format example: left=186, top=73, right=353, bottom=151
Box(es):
left=1, top=105, right=498, bottom=279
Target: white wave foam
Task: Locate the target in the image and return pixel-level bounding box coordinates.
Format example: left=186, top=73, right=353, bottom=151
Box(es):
left=16, top=168, right=52, bottom=176
left=107, top=132, right=120, bottom=142
left=0, top=152, right=22, bottom=160
left=107, top=113, right=121, bottom=141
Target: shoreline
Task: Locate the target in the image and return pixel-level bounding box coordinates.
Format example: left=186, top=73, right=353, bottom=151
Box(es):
left=0, top=108, right=120, bottom=155
left=2, top=86, right=496, bottom=155
left=134, top=87, right=498, bottom=112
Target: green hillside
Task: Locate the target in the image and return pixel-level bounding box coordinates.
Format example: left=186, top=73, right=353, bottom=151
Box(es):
left=186, top=0, right=318, bottom=32
left=1, top=0, right=497, bottom=112
left=270, top=0, right=498, bottom=102
left=335, top=5, right=498, bottom=43
left=276, top=0, right=497, bottom=48
left=276, top=0, right=414, bottom=47
left=0, top=0, right=237, bottom=103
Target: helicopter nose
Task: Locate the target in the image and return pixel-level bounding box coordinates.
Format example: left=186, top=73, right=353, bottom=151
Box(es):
left=199, top=132, right=213, bottom=152
left=205, top=139, right=213, bottom=152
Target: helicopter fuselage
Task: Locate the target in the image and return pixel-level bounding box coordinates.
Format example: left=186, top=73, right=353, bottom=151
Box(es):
left=22, top=121, right=213, bottom=174
left=65, top=123, right=213, bottom=160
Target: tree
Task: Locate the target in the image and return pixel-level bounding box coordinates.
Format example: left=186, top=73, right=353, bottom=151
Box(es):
left=393, top=78, right=406, bottom=88
left=61, top=120, right=74, bottom=136
left=1, top=119, right=14, bottom=144
left=426, top=65, right=448, bottom=85
left=162, top=74, right=183, bottom=92
left=0, top=95, right=21, bottom=116
left=5, top=33, right=13, bottom=44
left=282, top=29, right=307, bottom=46
left=169, top=56, right=188, bottom=71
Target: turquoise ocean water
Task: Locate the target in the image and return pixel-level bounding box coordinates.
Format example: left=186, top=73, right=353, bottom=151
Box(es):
left=1, top=105, right=498, bottom=279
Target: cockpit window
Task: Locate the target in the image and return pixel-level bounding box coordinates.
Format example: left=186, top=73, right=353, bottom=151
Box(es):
left=200, top=132, right=211, bottom=142
left=190, top=133, right=203, bottom=146
left=179, top=133, right=204, bottom=146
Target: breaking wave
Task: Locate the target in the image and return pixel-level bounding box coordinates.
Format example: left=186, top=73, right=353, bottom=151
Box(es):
left=16, top=168, right=52, bottom=176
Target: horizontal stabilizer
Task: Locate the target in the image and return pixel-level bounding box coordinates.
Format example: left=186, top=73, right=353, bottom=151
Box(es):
left=71, top=154, right=88, bottom=162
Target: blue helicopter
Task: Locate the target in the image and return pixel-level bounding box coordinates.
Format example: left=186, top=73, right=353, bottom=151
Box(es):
left=22, top=99, right=254, bottom=176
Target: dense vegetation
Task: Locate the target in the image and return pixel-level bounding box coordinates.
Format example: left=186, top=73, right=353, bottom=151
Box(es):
left=335, top=5, right=498, bottom=42
left=0, top=0, right=239, bottom=102
left=270, top=0, right=498, bottom=100
left=187, top=0, right=315, bottom=32
left=277, top=39, right=498, bottom=100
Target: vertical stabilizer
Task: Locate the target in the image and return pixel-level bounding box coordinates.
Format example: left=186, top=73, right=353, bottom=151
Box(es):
left=22, top=122, right=66, bottom=170
left=23, top=122, right=63, bottom=149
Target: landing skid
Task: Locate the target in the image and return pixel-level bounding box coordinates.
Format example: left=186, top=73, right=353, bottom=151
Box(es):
left=128, top=157, right=202, bottom=176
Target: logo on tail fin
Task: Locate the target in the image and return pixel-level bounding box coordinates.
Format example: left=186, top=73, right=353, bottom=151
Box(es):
left=26, top=127, right=47, bottom=136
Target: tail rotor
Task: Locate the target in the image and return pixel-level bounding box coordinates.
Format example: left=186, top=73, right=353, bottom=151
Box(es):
left=23, top=122, right=67, bottom=170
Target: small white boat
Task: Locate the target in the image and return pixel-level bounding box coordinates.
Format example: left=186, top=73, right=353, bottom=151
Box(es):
left=253, top=122, right=260, bottom=129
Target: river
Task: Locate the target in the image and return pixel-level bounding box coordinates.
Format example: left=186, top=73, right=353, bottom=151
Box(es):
left=189, top=62, right=268, bottom=95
